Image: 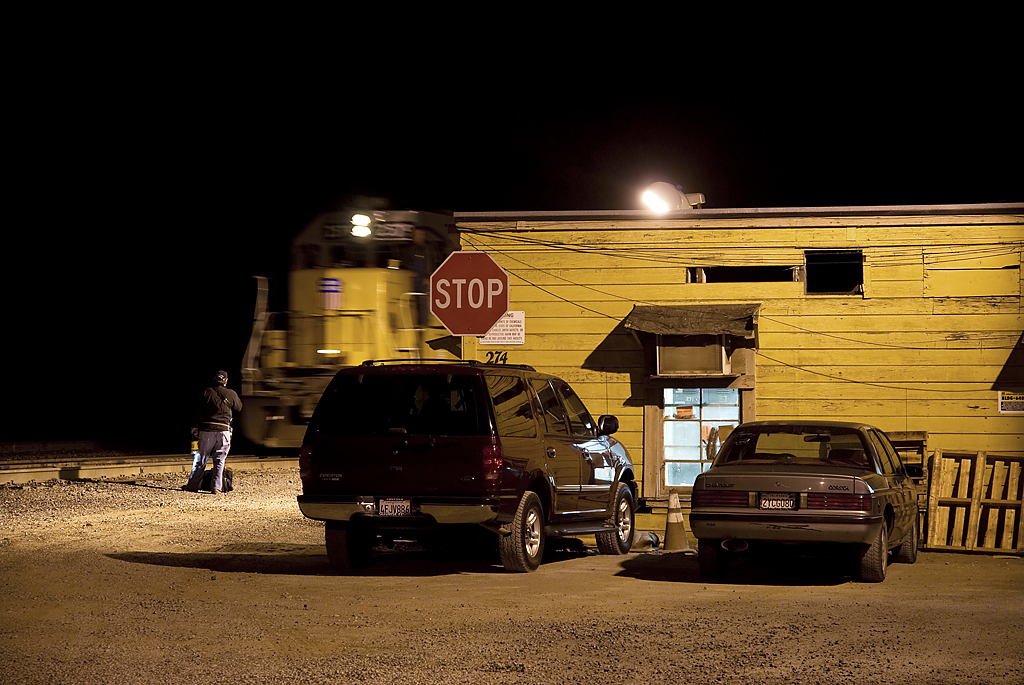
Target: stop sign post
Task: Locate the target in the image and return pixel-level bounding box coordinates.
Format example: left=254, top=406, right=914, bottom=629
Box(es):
left=430, top=251, right=509, bottom=336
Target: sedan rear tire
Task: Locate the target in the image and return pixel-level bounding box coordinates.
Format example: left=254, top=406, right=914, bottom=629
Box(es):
left=859, top=523, right=888, bottom=582
left=698, top=539, right=727, bottom=579
left=893, top=514, right=919, bottom=564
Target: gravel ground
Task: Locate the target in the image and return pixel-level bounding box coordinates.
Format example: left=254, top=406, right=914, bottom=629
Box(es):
left=1, top=469, right=1022, bottom=685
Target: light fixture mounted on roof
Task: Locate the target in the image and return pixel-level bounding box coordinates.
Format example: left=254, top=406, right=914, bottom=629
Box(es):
left=642, top=182, right=706, bottom=212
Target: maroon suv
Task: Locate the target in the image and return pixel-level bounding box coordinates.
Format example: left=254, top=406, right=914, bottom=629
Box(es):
left=297, top=360, right=637, bottom=572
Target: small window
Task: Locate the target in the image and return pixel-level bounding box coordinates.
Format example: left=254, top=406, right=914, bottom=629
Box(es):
left=657, top=335, right=730, bottom=376
left=701, top=266, right=796, bottom=283
left=805, top=250, right=863, bottom=294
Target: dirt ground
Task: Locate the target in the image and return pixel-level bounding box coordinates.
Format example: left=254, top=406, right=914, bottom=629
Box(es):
left=1, top=468, right=1021, bottom=685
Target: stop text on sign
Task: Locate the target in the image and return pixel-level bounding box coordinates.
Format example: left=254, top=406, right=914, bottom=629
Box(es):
left=432, top=278, right=505, bottom=310
left=429, top=251, right=510, bottom=336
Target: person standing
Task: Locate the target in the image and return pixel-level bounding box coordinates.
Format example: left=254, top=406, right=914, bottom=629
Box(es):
left=182, top=370, right=242, bottom=493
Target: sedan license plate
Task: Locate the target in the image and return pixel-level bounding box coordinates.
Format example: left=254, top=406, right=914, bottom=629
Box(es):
left=378, top=499, right=411, bottom=516
left=759, top=492, right=797, bottom=510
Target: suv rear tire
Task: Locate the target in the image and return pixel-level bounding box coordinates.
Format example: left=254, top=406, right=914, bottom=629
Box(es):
left=596, top=482, right=635, bottom=555
left=499, top=491, right=545, bottom=572
left=325, top=521, right=372, bottom=571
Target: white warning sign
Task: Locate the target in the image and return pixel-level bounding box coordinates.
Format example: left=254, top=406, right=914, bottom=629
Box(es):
left=480, top=311, right=525, bottom=345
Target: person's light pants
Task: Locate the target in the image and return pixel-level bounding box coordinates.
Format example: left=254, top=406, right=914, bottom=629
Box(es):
left=186, top=430, right=231, bottom=491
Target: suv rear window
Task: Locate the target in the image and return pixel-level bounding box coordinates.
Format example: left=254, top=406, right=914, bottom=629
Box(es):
left=308, top=374, right=488, bottom=436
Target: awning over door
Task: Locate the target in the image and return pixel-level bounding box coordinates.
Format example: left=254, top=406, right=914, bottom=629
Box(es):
left=622, top=303, right=761, bottom=340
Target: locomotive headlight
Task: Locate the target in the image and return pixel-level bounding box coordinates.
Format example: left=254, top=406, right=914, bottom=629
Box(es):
left=351, top=213, right=371, bottom=237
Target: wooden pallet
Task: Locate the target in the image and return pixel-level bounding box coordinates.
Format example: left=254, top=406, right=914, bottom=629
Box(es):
left=926, top=450, right=1024, bottom=554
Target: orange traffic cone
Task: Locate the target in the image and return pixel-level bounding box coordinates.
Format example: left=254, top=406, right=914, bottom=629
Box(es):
left=663, top=490, right=691, bottom=552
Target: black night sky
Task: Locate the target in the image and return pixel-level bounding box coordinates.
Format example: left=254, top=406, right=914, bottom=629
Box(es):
left=4, top=16, right=1021, bottom=450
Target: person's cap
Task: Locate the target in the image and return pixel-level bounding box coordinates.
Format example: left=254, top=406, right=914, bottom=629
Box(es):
left=214, top=370, right=228, bottom=384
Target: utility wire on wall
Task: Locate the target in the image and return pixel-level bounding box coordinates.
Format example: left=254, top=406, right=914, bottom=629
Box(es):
left=461, top=234, right=1020, bottom=394
left=462, top=235, right=1019, bottom=351
left=462, top=228, right=1023, bottom=268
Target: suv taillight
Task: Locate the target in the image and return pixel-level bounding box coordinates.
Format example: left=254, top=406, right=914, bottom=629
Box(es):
left=482, top=445, right=503, bottom=486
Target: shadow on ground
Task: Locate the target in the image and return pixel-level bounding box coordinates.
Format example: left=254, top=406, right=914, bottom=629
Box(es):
left=618, top=547, right=856, bottom=586
left=107, top=538, right=595, bottom=577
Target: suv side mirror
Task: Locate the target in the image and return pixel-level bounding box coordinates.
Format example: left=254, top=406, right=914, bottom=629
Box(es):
left=597, top=415, right=619, bottom=436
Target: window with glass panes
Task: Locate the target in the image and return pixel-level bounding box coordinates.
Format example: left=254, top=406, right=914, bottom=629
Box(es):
left=663, top=388, right=740, bottom=486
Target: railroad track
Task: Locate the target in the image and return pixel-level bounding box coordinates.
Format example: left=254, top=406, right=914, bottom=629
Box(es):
left=0, top=449, right=298, bottom=486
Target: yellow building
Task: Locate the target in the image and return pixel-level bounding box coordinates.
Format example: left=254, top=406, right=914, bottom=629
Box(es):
left=452, top=203, right=1024, bottom=550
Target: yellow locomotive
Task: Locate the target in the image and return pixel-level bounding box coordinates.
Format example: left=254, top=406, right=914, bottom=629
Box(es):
left=239, top=209, right=459, bottom=448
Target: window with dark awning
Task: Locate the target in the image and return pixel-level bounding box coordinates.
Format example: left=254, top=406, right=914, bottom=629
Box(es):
left=623, top=304, right=760, bottom=377
left=622, top=304, right=760, bottom=339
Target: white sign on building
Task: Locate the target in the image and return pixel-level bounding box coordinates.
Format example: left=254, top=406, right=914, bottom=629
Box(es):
left=480, top=311, right=525, bottom=345
left=998, top=391, right=1024, bottom=414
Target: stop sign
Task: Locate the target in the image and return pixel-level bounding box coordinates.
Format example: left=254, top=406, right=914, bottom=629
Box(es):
left=430, top=251, right=509, bottom=336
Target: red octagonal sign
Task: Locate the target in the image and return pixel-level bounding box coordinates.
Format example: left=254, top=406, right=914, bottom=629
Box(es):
left=430, top=251, right=509, bottom=336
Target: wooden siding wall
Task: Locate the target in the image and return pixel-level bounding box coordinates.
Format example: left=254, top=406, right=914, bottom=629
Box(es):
left=458, top=214, right=1024, bottom=499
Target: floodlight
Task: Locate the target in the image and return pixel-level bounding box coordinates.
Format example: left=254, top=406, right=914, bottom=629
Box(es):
left=643, top=182, right=686, bottom=212
left=642, top=182, right=705, bottom=212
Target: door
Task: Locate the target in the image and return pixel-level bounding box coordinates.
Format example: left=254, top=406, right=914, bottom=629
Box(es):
left=870, top=429, right=917, bottom=541
left=530, top=379, right=581, bottom=515
left=553, top=380, right=613, bottom=513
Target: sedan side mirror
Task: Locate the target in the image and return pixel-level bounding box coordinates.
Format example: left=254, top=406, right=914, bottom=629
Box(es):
left=904, top=464, right=924, bottom=479
left=597, top=415, right=619, bottom=436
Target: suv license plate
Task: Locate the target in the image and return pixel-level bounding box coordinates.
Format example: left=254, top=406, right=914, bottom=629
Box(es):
left=760, top=493, right=797, bottom=510
left=378, top=499, right=411, bottom=516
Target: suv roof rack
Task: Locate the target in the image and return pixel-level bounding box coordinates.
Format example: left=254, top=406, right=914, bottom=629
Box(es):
left=359, top=358, right=536, bottom=371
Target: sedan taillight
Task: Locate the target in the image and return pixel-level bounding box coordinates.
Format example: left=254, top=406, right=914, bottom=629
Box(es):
left=806, top=493, right=872, bottom=511
left=692, top=490, right=750, bottom=507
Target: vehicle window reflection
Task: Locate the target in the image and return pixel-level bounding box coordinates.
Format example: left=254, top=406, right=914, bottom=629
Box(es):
left=554, top=381, right=596, bottom=436
left=530, top=379, right=569, bottom=435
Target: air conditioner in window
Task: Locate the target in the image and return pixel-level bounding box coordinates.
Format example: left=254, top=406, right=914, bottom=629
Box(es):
left=656, top=335, right=731, bottom=376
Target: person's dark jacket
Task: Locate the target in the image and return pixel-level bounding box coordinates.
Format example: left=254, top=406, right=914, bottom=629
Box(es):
left=194, top=385, right=243, bottom=432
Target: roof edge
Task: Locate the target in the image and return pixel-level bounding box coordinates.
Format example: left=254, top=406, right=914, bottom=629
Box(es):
left=454, top=203, right=1024, bottom=222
